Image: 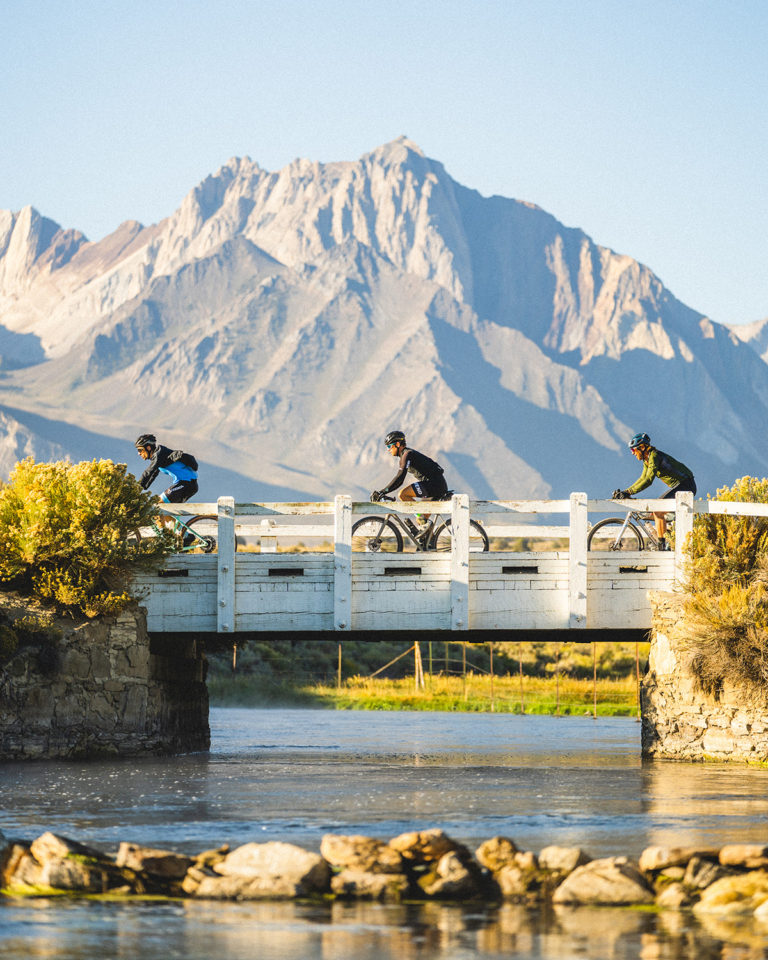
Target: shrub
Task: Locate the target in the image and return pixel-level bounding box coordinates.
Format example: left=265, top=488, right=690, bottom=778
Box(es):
left=684, top=476, right=768, bottom=701
left=0, top=458, right=173, bottom=617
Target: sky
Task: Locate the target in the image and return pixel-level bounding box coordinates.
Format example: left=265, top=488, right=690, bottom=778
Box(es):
left=2, top=0, right=767, bottom=325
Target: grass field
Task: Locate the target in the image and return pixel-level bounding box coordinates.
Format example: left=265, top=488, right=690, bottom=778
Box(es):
left=208, top=672, right=641, bottom=716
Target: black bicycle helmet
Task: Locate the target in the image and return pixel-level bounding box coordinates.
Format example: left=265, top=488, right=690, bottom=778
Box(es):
left=135, top=433, right=157, bottom=450
left=628, top=432, right=651, bottom=450
left=384, top=430, right=405, bottom=446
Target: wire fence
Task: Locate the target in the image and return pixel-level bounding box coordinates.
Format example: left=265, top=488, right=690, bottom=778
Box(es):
left=220, top=638, right=648, bottom=717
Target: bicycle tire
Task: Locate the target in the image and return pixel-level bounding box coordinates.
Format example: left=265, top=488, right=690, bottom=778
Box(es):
left=587, top=517, right=644, bottom=551
left=351, top=516, right=404, bottom=552
left=181, top=514, right=217, bottom=553
left=430, top=519, right=489, bottom=552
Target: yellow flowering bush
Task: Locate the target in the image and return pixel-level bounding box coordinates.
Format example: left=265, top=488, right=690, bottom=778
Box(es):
left=684, top=476, right=768, bottom=700
left=0, top=458, right=173, bottom=617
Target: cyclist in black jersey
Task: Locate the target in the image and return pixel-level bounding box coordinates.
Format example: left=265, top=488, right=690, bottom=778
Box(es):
left=135, top=434, right=199, bottom=503
left=371, top=430, right=448, bottom=540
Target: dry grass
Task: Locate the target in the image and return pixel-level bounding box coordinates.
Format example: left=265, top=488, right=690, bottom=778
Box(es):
left=306, top=673, right=640, bottom=716
left=684, top=477, right=768, bottom=703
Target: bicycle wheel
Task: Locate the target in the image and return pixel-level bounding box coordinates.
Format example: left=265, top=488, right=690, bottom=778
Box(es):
left=351, top=516, right=403, bottom=552
left=430, top=519, right=489, bottom=552
left=587, top=518, right=644, bottom=551
left=180, top=515, right=217, bottom=553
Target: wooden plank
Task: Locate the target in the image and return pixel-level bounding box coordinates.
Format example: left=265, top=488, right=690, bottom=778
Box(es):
left=700, top=501, right=768, bottom=517
left=569, top=493, right=588, bottom=628
left=450, top=494, right=470, bottom=630
left=334, top=495, right=352, bottom=631
left=217, top=496, right=236, bottom=633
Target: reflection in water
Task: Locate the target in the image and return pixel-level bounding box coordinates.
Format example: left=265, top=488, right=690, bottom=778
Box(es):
left=2, top=897, right=767, bottom=959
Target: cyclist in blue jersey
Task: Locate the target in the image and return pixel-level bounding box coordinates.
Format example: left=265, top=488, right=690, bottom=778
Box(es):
left=134, top=434, right=199, bottom=502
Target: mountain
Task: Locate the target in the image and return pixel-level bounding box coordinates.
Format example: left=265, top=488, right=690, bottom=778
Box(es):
left=0, top=137, right=765, bottom=501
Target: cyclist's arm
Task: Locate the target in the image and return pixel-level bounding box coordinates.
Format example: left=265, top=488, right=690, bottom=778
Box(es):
left=139, top=460, right=160, bottom=490
left=380, top=451, right=409, bottom=496
left=380, top=466, right=407, bottom=496
left=626, top=450, right=658, bottom=496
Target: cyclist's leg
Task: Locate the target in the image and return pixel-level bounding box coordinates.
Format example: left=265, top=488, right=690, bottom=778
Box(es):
left=162, top=479, right=199, bottom=504
left=401, top=481, right=447, bottom=527
left=656, top=479, right=696, bottom=538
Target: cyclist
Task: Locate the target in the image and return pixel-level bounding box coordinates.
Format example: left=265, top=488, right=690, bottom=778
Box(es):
left=371, top=430, right=448, bottom=540
left=134, top=434, right=199, bottom=503
left=613, top=432, right=696, bottom=550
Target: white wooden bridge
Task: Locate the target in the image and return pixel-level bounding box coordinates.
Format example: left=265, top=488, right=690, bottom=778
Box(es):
left=132, top=491, right=753, bottom=636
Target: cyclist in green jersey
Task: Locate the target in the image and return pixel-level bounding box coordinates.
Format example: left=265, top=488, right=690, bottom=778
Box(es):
left=613, top=433, right=696, bottom=550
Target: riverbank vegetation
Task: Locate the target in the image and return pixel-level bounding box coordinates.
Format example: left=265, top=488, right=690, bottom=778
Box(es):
left=0, top=458, right=171, bottom=617
left=684, top=476, right=768, bottom=702
left=207, top=638, right=647, bottom=715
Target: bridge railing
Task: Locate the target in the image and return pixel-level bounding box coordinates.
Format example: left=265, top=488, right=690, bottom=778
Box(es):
left=144, top=493, right=706, bottom=633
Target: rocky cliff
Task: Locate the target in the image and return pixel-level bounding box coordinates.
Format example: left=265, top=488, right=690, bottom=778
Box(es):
left=1, top=138, right=766, bottom=500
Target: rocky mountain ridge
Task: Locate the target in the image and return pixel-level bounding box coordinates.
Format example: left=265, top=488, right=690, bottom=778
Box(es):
left=0, top=138, right=765, bottom=500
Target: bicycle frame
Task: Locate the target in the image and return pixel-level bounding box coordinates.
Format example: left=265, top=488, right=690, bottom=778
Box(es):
left=153, top=510, right=213, bottom=553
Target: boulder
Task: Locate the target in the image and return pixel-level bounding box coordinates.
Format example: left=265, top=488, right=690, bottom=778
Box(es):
left=475, top=836, right=518, bottom=872
left=2, top=846, right=44, bottom=890
left=389, top=829, right=461, bottom=863
left=552, top=857, right=654, bottom=905
left=212, top=841, right=330, bottom=896
left=693, top=870, right=768, bottom=917
left=40, top=857, right=105, bottom=893
left=194, top=845, right=230, bottom=869
left=418, top=850, right=483, bottom=899
left=116, top=842, right=194, bottom=880
left=683, top=856, right=734, bottom=890
left=181, top=864, right=217, bottom=896
left=719, top=845, right=768, bottom=869
left=331, top=869, right=411, bottom=901
left=30, top=832, right=105, bottom=866
left=656, top=882, right=693, bottom=909
left=638, top=845, right=719, bottom=874
left=194, top=873, right=302, bottom=900
left=321, top=834, right=404, bottom=874
left=538, top=846, right=591, bottom=875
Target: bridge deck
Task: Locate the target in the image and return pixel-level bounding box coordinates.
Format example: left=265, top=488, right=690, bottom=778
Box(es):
left=135, top=493, right=700, bottom=635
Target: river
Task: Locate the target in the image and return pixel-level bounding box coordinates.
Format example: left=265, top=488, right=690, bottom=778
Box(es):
left=2, top=708, right=768, bottom=958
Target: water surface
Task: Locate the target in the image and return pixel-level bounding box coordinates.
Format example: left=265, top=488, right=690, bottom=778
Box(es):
left=3, top=708, right=768, bottom=958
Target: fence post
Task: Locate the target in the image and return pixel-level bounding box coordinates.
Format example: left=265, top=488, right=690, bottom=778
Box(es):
left=675, top=490, right=694, bottom=584
left=569, top=492, right=588, bottom=629
left=451, top=494, right=470, bottom=630
left=334, top=495, right=352, bottom=631
left=217, top=496, right=236, bottom=634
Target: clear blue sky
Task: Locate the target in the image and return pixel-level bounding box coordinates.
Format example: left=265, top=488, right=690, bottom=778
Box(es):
left=2, top=0, right=767, bottom=324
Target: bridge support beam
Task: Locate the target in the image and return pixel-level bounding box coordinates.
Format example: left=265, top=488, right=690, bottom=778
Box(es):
left=450, top=494, right=470, bottom=630
left=568, top=492, right=587, bottom=629
left=334, top=495, right=352, bottom=631
left=217, top=496, right=236, bottom=633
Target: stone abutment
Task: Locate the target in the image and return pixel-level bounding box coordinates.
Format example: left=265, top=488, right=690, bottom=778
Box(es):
left=642, top=591, right=768, bottom=762
left=0, top=594, right=209, bottom=760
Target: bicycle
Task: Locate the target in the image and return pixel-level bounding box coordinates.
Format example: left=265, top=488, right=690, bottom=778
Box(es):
left=129, top=510, right=217, bottom=553
left=351, top=494, right=489, bottom=552
left=587, top=495, right=672, bottom=552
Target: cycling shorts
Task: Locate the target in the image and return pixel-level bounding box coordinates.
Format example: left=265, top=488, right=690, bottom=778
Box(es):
left=162, top=479, right=199, bottom=503
left=661, top=477, right=697, bottom=499
left=411, top=478, right=449, bottom=500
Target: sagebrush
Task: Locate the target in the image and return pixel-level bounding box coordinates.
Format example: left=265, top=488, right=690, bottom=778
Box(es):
left=0, top=458, right=172, bottom=617
left=684, top=476, right=768, bottom=702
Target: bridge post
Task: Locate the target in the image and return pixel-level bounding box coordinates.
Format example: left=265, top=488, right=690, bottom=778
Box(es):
left=569, top=492, right=588, bottom=628
left=334, top=495, right=352, bottom=631
left=451, top=494, right=470, bottom=630
left=217, top=496, right=236, bottom=633
left=674, top=491, right=694, bottom=583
